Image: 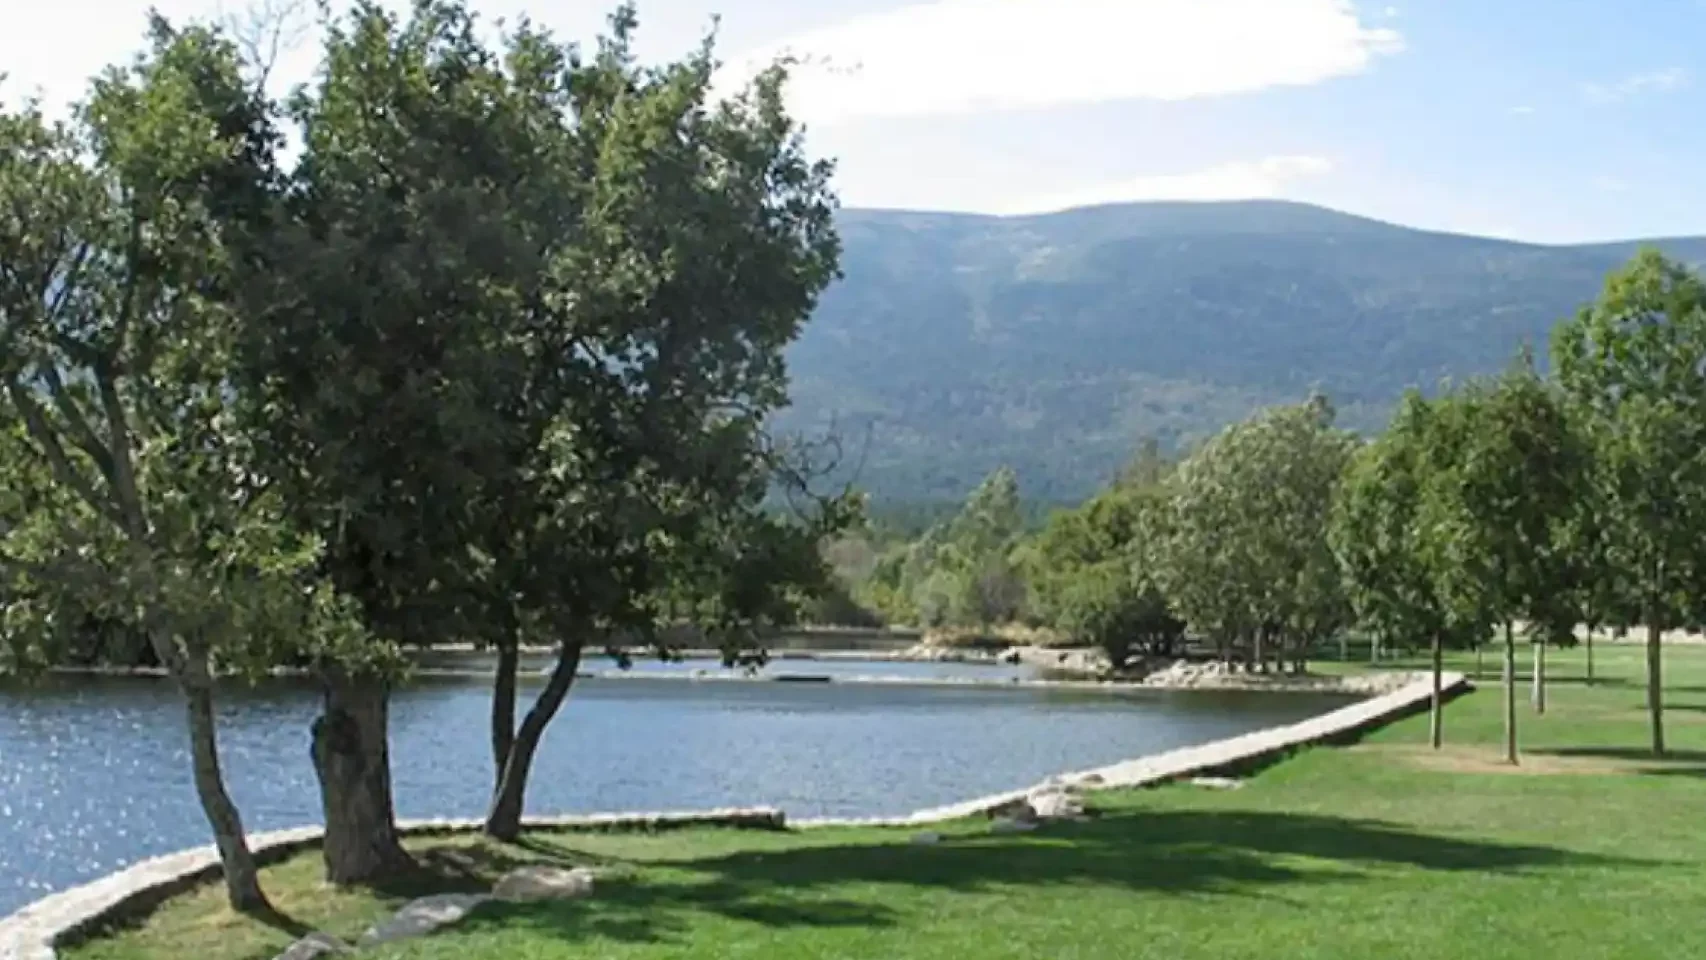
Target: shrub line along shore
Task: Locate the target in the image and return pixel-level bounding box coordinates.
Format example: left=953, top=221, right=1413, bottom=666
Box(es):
left=0, top=671, right=1466, bottom=960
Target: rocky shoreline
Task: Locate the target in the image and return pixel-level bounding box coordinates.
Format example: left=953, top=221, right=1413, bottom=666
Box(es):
left=891, top=643, right=1423, bottom=695
left=41, top=649, right=1421, bottom=696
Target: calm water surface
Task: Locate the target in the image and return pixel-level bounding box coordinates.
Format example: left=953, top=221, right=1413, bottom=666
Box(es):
left=0, top=660, right=1354, bottom=913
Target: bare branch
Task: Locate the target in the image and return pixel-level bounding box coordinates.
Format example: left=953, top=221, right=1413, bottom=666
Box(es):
left=221, top=0, right=311, bottom=91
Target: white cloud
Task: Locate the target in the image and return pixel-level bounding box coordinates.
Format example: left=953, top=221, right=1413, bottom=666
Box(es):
left=716, top=0, right=1403, bottom=127
left=1581, top=67, right=1689, bottom=104
left=1383, top=5, right=1400, bottom=17
left=1509, top=104, right=1536, bottom=115
left=1002, top=155, right=1335, bottom=214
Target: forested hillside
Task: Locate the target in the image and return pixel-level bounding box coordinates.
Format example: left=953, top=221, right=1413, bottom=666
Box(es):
left=779, top=200, right=1706, bottom=500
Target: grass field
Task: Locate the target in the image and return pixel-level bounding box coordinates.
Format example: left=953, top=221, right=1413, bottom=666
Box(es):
left=68, top=644, right=1706, bottom=960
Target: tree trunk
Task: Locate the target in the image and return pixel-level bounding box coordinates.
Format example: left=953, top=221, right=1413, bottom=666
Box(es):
left=1531, top=639, right=1546, bottom=714
left=1646, top=619, right=1666, bottom=757
left=1337, top=631, right=1348, bottom=663
left=1252, top=627, right=1265, bottom=675
left=490, top=640, right=519, bottom=793
left=1585, top=622, right=1595, bottom=685
left=1429, top=631, right=1443, bottom=750
left=485, top=643, right=585, bottom=841
left=184, top=682, right=269, bottom=912
left=1502, top=620, right=1518, bottom=765
left=1475, top=643, right=1483, bottom=680
left=311, top=671, right=408, bottom=884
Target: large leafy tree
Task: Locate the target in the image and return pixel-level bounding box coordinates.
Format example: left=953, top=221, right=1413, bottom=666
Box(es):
left=1160, top=395, right=1355, bottom=670
left=224, top=0, right=839, bottom=853
left=1033, top=484, right=1183, bottom=669
left=0, top=18, right=372, bottom=910
left=229, top=0, right=582, bottom=881
left=1553, top=250, right=1706, bottom=757
left=470, top=6, right=843, bottom=839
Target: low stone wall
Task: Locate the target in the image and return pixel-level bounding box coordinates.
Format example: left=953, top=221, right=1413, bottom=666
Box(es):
left=0, top=672, right=1466, bottom=960
left=795, top=671, right=1469, bottom=827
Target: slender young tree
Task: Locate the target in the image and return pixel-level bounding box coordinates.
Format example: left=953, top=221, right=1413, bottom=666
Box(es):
left=1332, top=391, right=1474, bottom=749
left=1554, top=250, right=1706, bottom=757
left=1422, top=357, right=1585, bottom=765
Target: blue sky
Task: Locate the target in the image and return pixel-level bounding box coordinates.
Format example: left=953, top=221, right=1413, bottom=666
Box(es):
left=6, top=0, right=1704, bottom=242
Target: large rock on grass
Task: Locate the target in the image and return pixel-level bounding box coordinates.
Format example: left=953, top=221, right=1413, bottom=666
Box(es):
left=360, top=893, right=490, bottom=945
left=1026, top=789, right=1088, bottom=822
left=274, top=932, right=351, bottom=960
left=492, top=865, right=597, bottom=903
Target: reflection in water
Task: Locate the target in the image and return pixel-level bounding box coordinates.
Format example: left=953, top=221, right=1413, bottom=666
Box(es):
left=0, top=667, right=1354, bottom=912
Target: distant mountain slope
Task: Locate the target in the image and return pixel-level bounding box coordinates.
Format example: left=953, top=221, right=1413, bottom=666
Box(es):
left=776, top=200, right=1706, bottom=502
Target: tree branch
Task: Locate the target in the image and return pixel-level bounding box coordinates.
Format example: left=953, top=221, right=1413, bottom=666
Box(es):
left=43, top=243, right=92, bottom=323
left=3, top=379, right=126, bottom=528
left=223, top=0, right=309, bottom=92
left=38, top=365, right=118, bottom=488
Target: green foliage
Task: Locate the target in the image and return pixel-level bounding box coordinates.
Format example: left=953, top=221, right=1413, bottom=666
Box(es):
left=1552, top=248, right=1706, bottom=753
left=829, top=251, right=1706, bottom=694
left=1157, top=395, right=1356, bottom=664
left=1330, top=391, right=1479, bottom=657
left=0, top=17, right=374, bottom=680
left=1553, top=249, right=1706, bottom=628
left=1419, top=357, right=1586, bottom=638
left=856, top=467, right=1033, bottom=628
left=1024, top=483, right=1181, bottom=666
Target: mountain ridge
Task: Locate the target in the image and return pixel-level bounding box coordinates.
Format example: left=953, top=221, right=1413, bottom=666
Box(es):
left=777, top=199, right=1706, bottom=502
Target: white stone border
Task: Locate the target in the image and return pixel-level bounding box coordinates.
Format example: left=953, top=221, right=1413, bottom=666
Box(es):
left=798, top=671, right=1468, bottom=826
left=0, top=672, right=1466, bottom=960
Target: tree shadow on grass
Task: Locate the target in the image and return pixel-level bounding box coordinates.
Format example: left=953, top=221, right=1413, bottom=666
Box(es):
left=1530, top=746, right=1706, bottom=778
left=453, top=807, right=1647, bottom=948
left=362, top=840, right=592, bottom=900
left=1540, top=675, right=1706, bottom=695
left=130, top=841, right=580, bottom=957
left=241, top=904, right=314, bottom=941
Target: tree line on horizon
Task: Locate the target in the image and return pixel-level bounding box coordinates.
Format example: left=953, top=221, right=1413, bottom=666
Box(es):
left=832, top=248, right=1706, bottom=766
left=0, top=0, right=856, bottom=915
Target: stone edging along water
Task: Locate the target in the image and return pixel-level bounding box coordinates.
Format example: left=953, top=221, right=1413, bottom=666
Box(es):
left=0, top=671, right=1469, bottom=960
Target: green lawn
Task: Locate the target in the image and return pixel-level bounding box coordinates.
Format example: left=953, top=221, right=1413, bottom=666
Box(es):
left=69, top=644, right=1706, bottom=960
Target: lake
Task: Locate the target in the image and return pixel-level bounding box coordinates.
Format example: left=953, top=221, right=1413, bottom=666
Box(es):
left=0, top=660, right=1356, bottom=914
